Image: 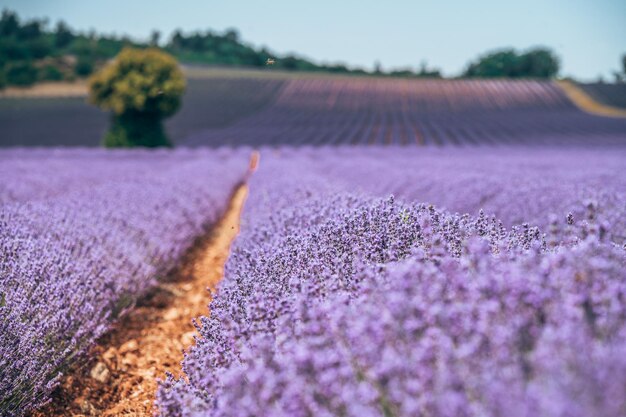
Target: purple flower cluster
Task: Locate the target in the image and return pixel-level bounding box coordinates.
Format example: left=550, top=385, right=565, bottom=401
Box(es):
left=0, top=148, right=249, bottom=416
left=158, top=148, right=625, bottom=417
left=264, top=146, right=626, bottom=236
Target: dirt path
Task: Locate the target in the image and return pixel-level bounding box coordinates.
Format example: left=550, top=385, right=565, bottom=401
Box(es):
left=32, top=184, right=248, bottom=417
left=0, top=81, right=88, bottom=98
left=556, top=80, right=626, bottom=118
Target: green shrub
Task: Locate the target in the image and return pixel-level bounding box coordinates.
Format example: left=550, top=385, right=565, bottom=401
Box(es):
left=40, top=64, right=63, bottom=81
left=5, top=61, right=37, bottom=86
left=89, top=47, right=185, bottom=148
left=75, top=54, right=94, bottom=76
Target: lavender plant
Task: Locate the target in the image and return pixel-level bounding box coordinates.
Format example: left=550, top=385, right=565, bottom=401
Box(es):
left=158, top=149, right=625, bottom=417
left=0, top=148, right=249, bottom=416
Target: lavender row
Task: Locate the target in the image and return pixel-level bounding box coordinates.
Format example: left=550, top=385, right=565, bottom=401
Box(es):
left=184, top=78, right=626, bottom=146
left=158, top=148, right=625, bottom=416
left=0, top=149, right=249, bottom=416
left=264, top=146, right=626, bottom=237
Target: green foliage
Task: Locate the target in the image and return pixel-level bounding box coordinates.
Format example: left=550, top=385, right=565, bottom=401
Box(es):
left=166, top=28, right=264, bottom=67
left=89, top=47, right=185, bottom=117
left=518, top=49, right=559, bottom=78
left=54, top=21, right=73, bottom=48
left=5, top=61, right=37, bottom=86
left=75, top=54, right=94, bottom=76
left=89, top=47, right=184, bottom=147
left=103, top=112, right=171, bottom=148
left=0, top=10, right=19, bottom=37
left=464, top=47, right=560, bottom=79
left=150, top=30, right=161, bottom=47
left=387, top=62, right=443, bottom=79
left=40, top=64, right=63, bottom=81
left=0, top=9, right=135, bottom=87
left=0, top=8, right=601, bottom=86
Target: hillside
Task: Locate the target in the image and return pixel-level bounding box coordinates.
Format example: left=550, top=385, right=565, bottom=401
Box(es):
left=2, top=69, right=626, bottom=147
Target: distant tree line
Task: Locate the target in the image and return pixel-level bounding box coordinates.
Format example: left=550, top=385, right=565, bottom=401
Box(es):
left=463, top=48, right=560, bottom=79
left=6, top=9, right=623, bottom=89
left=0, top=10, right=141, bottom=87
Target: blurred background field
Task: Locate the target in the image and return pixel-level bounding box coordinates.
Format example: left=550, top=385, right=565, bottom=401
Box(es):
left=0, top=5, right=624, bottom=148
left=2, top=66, right=625, bottom=147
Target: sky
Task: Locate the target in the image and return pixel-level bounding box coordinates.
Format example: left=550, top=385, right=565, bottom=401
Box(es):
left=2, top=0, right=625, bottom=80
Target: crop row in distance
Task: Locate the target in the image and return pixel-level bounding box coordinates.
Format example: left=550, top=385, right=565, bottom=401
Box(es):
left=183, top=78, right=626, bottom=146
left=2, top=75, right=625, bottom=148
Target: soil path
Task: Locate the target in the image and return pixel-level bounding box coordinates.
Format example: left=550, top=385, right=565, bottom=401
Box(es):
left=32, top=184, right=249, bottom=417
left=556, top=80, right=626, bottom=118
left=0, top=81, right=88, bottom=98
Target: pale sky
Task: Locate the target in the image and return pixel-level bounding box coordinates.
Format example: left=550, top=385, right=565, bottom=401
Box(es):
left=2, top=0, right=625, bottom=80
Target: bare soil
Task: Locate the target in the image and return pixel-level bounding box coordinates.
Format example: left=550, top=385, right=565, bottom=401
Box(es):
left=31, top=184, right=248, bottom=417
left=0, top=81, right=88, bottom=98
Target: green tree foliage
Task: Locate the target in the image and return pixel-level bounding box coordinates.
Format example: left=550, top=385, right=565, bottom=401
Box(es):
left=0, top=9, right=133, bottom=87
left=0, top=12, right=51, bottom=59
left=54, top=21, right=74, bottom=48
left=75, top=54, right=94, bottom=76
left=464, top=47, right=559, bottom=79
left=0, top=10, right=19, bottom=37
left=103, top=112, right=170, bottom=147
left=4, top=61, right=38, bottom=85
left=41, top=64, right=63, bottom=81
left=150, top=30, right=161, bottom=47
left=89, top=47, right=186, bottom=147
left=0, top=9, right=588, bottom=88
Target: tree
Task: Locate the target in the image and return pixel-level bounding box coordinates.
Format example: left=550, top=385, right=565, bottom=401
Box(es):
left=0, top=10, right=19, bottom=37
left=417, top=60, right=442, bottom=78
left=464, top=47, right=559, bottom=79
left=17, top=19, right=44, bottom=40
left=224, top=28, right=239, bottom=43
left=54, top=21, right=73, bottom=48
left=464, top=49, right=521, bottom=78
left=89, top=47, right=186, bottom=147
left=518, top=48, right=559, bottom=78
left=150, top=30, right=161, bottom=47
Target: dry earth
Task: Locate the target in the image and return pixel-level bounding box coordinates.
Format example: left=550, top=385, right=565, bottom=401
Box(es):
left=556, top=80, right=626, bottom=118
left=0, top=81, right=88, bottom=98
left=31, top=184, right=249, bottom=417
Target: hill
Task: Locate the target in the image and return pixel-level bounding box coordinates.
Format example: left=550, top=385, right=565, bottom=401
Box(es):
left=1, top=68, right=625, bottom=147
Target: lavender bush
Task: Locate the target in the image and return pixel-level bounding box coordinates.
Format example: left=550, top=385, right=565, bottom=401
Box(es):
left=158, top=148, right=625, bottom=417
left=0, top=148, right=249, bottom=416
left=262, top=146, right=626, bottom=236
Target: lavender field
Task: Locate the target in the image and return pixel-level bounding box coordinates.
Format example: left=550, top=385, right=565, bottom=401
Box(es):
left=1, top=77, right=626, bottom=417
left=0, top=148, right=249, bottom=415
left=184, top=77, right=626, bottom=146
left=157, top=148, right=626, bottom=417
